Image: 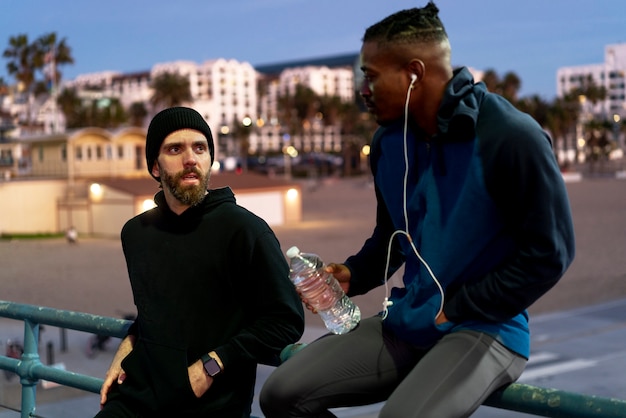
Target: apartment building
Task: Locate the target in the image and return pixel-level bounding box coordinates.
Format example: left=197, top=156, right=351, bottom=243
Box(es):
left=55, top=55, right=358, bottom=159
left=557, top=43, right=626, bottom=118
left=0, top=54, right=361, bottom=236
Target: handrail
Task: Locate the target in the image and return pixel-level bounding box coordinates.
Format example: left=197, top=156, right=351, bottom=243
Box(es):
left=2, top=300, right=626, bottom=417
left=0, top=300, right=130, bottom=417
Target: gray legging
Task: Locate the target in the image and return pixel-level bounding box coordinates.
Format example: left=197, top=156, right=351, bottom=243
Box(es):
left=260, top=316, right=526, bottom=418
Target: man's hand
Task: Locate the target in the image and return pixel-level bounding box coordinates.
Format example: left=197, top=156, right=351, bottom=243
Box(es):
left=326, top=263, right=351, bottom=293
left=435, top=310, right=449, bottom=325
left=300, top=263, right=352, bottom=314
left=188, top=359, right=212, bottom=398
left=100, top=334, right=135, bottom=409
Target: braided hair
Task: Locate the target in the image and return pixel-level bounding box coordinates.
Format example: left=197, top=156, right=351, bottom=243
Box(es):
left=363, top=2, right=448, bottom=45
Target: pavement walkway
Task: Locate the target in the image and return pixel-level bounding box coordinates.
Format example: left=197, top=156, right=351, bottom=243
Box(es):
left=1, top=173, right=625, bottom=417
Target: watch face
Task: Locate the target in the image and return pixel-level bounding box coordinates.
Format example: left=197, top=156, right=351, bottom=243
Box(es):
left=204, top=358, right=221, bottom=377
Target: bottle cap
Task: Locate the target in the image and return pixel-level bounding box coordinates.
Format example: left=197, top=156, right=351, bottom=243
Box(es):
left=286, top=246, right=300, bottom=259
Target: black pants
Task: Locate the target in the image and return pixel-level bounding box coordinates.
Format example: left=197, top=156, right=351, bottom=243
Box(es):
left=260, top=316, right=526, bottom=418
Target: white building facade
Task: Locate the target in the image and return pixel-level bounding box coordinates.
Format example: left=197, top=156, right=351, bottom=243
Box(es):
left=557, top=43, right=626, bottom=118
left=55, top=59, right=356, bottom=158
left=253, top=65, right=355, bottom=155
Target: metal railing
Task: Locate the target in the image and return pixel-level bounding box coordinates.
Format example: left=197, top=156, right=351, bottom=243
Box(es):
left=2, top=300, right=626, bottom=418
left=0, top=300, right=130, bottom=417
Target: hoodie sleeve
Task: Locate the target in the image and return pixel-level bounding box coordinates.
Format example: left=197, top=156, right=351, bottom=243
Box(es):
left=212, top=228, right=305, bottom=368
left=444, top=97, right=576, bottom=322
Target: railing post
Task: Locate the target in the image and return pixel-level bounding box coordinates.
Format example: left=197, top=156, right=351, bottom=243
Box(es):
left=19, top=319, right=40, bottom=418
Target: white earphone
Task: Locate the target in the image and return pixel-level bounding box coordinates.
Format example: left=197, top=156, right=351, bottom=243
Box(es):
left=381, top=69, right=445, bottom=321
left=409, top=73, right=417, bottom=90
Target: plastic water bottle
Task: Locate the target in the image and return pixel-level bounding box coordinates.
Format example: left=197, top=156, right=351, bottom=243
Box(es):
left=286, top=246, right=360, bottom=334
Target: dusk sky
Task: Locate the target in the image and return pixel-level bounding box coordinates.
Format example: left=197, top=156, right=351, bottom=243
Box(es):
left=2, top=0, right=625, bottom=100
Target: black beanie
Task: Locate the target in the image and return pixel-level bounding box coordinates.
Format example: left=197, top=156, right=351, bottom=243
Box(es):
left=145, top=107, right=215, bottom=181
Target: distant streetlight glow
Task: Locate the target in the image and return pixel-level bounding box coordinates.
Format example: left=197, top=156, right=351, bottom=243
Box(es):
left=90, top=183, right=103, bottom=201
left=286, top=188, right=299, bottom=201
left=142, top=199, right=156, bottom=212
left=285, top=145, right=298, bottom=158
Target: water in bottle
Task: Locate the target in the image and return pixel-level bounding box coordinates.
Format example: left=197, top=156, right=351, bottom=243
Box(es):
left=286, top=246, right=360, bottom=334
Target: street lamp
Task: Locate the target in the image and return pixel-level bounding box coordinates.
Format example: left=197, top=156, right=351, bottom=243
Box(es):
left=613, top=114, right=623, bottom=155
left=219, top=125, right=231, bottom=163
left=283, top=144, right=298, bottom=179
left=576, top=95, right=587, bottom=163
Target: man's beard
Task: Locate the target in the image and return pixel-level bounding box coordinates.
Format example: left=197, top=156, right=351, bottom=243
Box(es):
left=160, top=166, right=210, bottom=207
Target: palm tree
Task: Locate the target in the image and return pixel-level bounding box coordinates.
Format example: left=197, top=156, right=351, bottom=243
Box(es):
left=317, top=95, right=343, bottom=127
left=572, top=74, right=607, bottom=106
left=3, top=34, right=39, bottom=126
left=479, top=68, right=522, bottom=103
left=276, top=90, right=299, bottom=141
left=0, top=77, right=8, bottom=96
left=33, top=32, right=74, bottom=90
left=150, top=72, right=192, bottom=110
left=57, top=87, right=128, bottom=129
left=3, top=35, right=35, bottom=93
left=481, top=69, right=499, bottom=93
left=128, top=102, right=148, bottom=127
left=4, top=32, right=74, bottom=127
left=546, top=93, right=581, bottom=168
left=516, top=95, right=550, bottom=128
left=56, top=87, right=82, bottom=128
left=501, top=72, right=521, bottom=103
left=293, top=85, right=319, bottom=125
left=96, top=97, right=127, bottom=129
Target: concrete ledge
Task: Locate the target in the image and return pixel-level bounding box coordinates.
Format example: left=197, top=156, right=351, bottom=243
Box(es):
left=562, top=171, right=583, bottom=182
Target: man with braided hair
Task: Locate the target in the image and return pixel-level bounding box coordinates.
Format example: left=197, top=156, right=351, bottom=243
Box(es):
left=260, top=2, right=575, bottom=417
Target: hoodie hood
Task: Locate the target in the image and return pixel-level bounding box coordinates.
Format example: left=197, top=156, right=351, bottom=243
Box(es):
left=152, top=186, right=236, bottom=230
left=437, top=67, right=487, bottom=142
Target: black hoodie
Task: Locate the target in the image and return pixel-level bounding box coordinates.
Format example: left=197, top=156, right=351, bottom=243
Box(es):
left=110, top=186, right=304, bottom=417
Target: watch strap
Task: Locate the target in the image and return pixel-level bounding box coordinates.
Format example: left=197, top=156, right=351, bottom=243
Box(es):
left=201, top=353, right=211, bottom=365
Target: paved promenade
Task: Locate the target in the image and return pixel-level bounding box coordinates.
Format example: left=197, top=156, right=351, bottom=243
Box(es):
left=1, top=173, right=625, bottom=417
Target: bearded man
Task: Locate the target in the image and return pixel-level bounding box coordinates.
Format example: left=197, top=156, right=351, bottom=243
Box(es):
left=96, top=107, right=304, bottom=418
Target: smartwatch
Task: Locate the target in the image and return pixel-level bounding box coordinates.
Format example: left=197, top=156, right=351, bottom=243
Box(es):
left=201, top=353, right=222, bottom=377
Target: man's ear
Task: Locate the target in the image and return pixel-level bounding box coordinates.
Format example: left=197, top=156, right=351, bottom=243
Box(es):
left=407, top=59, right=425, bottom=82
left=151, top=161, right=160, bottom=178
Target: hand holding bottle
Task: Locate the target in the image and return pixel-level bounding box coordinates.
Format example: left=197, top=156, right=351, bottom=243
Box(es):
left=286, top=247, right=361, bottom=334
left=300, top=264, right=351, bottom=313
left=325, top=263, right=351, bottom=294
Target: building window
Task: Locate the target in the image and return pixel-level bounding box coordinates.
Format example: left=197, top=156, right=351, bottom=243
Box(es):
left=135, top=146, right=142, bottom=170
left=0, top=149, right=13, bottom=165
left=76, top=146, right=83, bottom=160
left=61, top=144, right=67, bottom=161
left=96, top=146, right=103, bottom=159
left=118, top=145, right=124, bottom=159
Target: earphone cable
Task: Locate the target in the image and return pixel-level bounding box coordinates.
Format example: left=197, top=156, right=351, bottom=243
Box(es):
left=381, top=78, right=444, bottom=320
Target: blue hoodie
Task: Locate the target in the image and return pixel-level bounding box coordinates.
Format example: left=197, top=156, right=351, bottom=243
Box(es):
left=345, top=67, right=575, bottom=358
